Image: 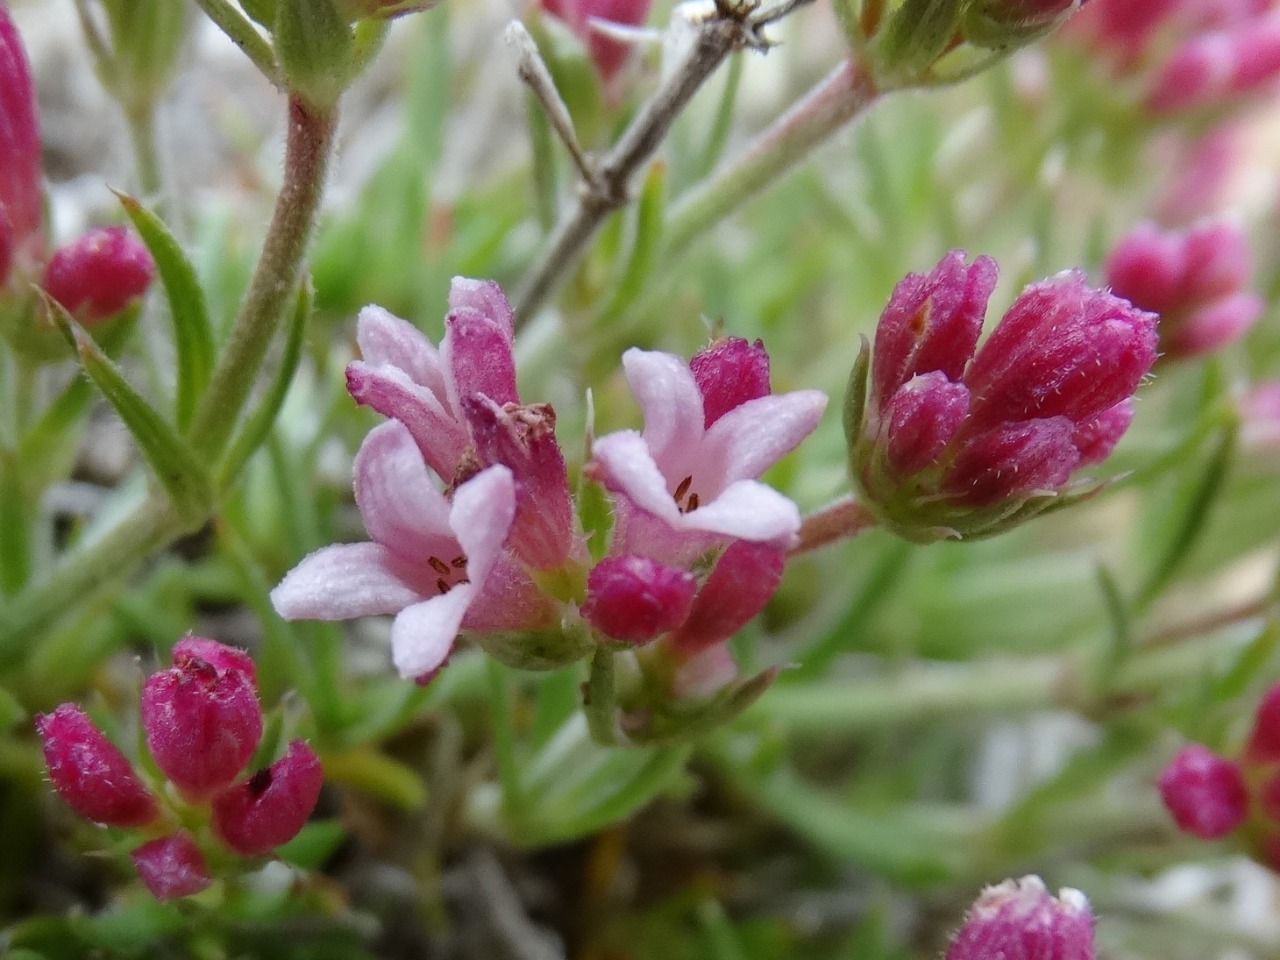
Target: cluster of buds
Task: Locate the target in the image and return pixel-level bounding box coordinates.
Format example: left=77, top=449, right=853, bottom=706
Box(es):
left=945, top=875, right=1096, bottom=960
left=0, top=7, right=154, bottom=355
left=845, top=250, right=1157, bottom=542
left=1105, top=220, right=1262, bottom=360
left=36, top=637, right=322, bottom=900
left=1158, top=681, right=1280, bottom=866
left=271, top=278, right=824, bottom=733
left=1070, top=0, right=1280, bottom=114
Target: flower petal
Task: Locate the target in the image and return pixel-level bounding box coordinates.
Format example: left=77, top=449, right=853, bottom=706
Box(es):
left=346, top=361, right=468, bottom=480
left=679, top=479, right=801, bottom=543
left=701, top=389, right=827, bottom=488
left=447, top=276, right=515, bottom=340
left=441, top=308, right=518, bottom=414
left=271, top=542, right=426, bottom=620
left=622, top=349, right=706, bottom=475
left=449, top=464, right=517, bottom=588
left=390, top=589, right=472, bottom=679
left=589, top=430, right=685, bottom=526
left=355, top=305, right=447, bottom=397
left=355, top=421, right=455, bottom=560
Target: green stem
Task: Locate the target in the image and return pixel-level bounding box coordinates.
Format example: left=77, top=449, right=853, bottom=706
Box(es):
left=485, top=659, right=526, bottom=827
left=662, top=58, right=881, bottom=261
left=189, top=97, right=335, bottom=461
left=191, top=0, right=279, bottom=83
left=0, top=96, right=338, bottom=658
left=124, top=102, right=166, bottom=213
left=585, top=646, right=620, bottom=746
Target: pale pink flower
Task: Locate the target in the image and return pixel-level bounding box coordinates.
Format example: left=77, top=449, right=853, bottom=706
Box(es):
left=345, top=278, right=518, bottom=483
left=588, top=347, right=826, bottom=565
left=271, top=420, right=553, bottom=680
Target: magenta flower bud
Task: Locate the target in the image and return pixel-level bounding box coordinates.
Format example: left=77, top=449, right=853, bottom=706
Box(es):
left=141, top=645, right=263, bottom=800
left=883, top=372, right=970, bottom=477
left=668, top=540, right=786, bottom=656
left=131, top=833, right=212, bottom=901
left=0, top=5, right=43, bottom=272
left=1106, top=220, right=1259, bottom=360
left=461, top=397, right=578, bottom=569
left=945, top=876, right=1096, bottom=960
left=851, top=253, right=1156, bottom=541
left=36, top=704, right=160, bottom=828
left=172, top=635, right=258, bottom=687
left=689, top=337, right=772, bottom=428
left=963, top=271, right=1158, bottom=431
left=582, top=555, right=698, bottom=643
left=871, top=250, right=995, bottom=416
left=42, top=225, right=155, bottom=324
left=1148, top=15, right=1280, bottom=113
left=1244, top=681, right=1280, bottom=763
left=1071, top=400, right=1134, bottom=468
left=211, top=740, right=323, bottom=857
left=1158, top=743, right=1249, bottom=839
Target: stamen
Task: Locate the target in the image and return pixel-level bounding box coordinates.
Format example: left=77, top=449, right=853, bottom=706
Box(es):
left=450, top=555, right=467, bottom=568
left=673, top=475, right=693, bottom=503
left=685, top=492, right=700, bottom=512
left=428, top=557, right=451, bottom=576
left=436, top=577, right=450, bottom=595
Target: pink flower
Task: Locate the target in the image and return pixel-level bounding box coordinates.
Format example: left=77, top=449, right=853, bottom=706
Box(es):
left=36, top=704, right=160, bottom=828
left=1158, top=743, right=1249, bottom=839
left=211, top=740, right=323, bottom=857
left=140, top=639, right=263, bottom=801
left=345, top=278, right=518, bottom=484
left=1105, top=220, right=1261, bottom=359
left=1148, top=13, right=1280, bottom=113
left=852, top=252, right=1157, bottom=540
left=271, top=420, right=554, bottom=680
left=945, top=876, right=1095, bottom=960
left=131, top=833, right=212, bottom=901
left=588, top=345, right=826, bottom=565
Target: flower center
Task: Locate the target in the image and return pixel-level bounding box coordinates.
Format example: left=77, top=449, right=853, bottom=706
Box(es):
left=672, top=475, right=701, bottom=513
left=427, top=554, right=469, bottom=595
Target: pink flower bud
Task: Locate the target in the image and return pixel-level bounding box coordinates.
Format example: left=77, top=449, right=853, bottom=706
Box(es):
left=1158, top=743, right=1249, bottom=839
left=211, top=740, right=323, bottom=856
left=945, top=876, right=1096, bottom=960
left=41, top=225, right=156, bottom=324
left=963, top=270, right=1157, bottom=431
left=141, top=643, right=263, bottom=800
left=1163, top=292, right=1263, bottom=358
left=0, top=6, right=43, bottom=269
left=871, top=250, right=995, bottom=416
left=945, top=418, right=1080, bottom=506
left=582, top=555, right=698, bottom=643
left=667, top=540, right=786, bottom=656
left=36, top=704, right=161, bottom=828
left=689, top=337, right=771, bottom=428
left=172, top=635, right=258, bottom=687
left=0, top=207, right=13, bottom=288
left=131, top=832, right=212, bottom=901
left=461, top=397, right=577, bottom=569
left=1147, top=14, right=1280, bottom=113
left=1071, top=400, right=1134, bottom=468
left=1245, top=681, right=1280, bottom=763
left=883, top=372, right=970, bottom=477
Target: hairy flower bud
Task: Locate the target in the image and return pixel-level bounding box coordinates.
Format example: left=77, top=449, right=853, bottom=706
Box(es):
left=1158, top=743, right=1249, bottom=839
left=0, top=5, right=43, bottom=276
left=211, top=740, right=323, bottom=856
left=36, top=704, right=160, bottom=828
left=1106, top=220, right=1260, bottom=360
left=582, top=555, right=698, bottom=643
left=41, top=225, right=156, bottom=324
left=131, top=832, right=212, bottom=901
left=945, top=876, right=1096, bottom=960
left=689, top=337, right=772, bottom=427
left=141, top=641, right=263, bottom=800
left=848, top=252, right=1156, bottom=541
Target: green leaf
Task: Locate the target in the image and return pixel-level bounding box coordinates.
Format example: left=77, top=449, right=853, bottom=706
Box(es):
left=0, top=684, right=26, bottom=730
left=1213, top=621, right=1280, bottom=702
left=599, top=161, right=667, bottom=324
left=46, top=295, right=212, bottom=526
left=217, top=276, right=312, bottom=490
left=276, top=818, right=346, bottom=869
left=116, top=191, right=216, bottom=431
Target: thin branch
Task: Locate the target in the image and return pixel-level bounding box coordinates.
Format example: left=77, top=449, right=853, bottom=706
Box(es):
left=789, top=493, right=879, bottom=557
left=511, top=0, right=817, bottom=322
left=505, top=21, right=599, bottom=190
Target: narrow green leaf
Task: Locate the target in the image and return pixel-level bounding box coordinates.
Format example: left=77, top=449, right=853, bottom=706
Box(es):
left=599, top=161, right=667, bottom=324
left=45, top=295, right=212, bottom=525
left=217, top=277, right=312, bottom=490
left=1094, top=562, right=1134, bottom=690
left=116, top=191, right=216, bottom=431
left=1213, top=621, right=1280, bottom=702
left=0, top=684, right=26, bottom=730
left=0, top=449, right=31, bottom=595
left=1136, top=421, right=1238, bottom=610
left=693, top=51, right=743, bottom=182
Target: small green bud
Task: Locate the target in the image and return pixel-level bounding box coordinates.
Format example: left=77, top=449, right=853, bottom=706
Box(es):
left=961, top=0, right=1080, bottom=51
left=274, top=0, right=355, bottom=111
left=98, top=0, right=190, bottom=113
left=869, top=0, right=965, bottom=84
